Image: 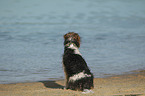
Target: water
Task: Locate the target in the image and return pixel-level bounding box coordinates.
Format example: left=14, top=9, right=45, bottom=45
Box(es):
left=0, top=0, right=145, bottom=84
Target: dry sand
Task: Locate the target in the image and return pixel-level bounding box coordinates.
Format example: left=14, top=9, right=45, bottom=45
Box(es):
left=0, top=70, right=145, bottom=96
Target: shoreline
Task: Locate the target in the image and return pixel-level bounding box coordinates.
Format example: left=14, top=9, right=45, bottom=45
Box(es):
left=0, top=70, right=145, bottom=96
left=1, top=69, right=144, bottom=85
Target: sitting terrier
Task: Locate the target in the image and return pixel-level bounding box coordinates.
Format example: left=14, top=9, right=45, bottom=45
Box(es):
left=62, top=32, right=94, bottom=92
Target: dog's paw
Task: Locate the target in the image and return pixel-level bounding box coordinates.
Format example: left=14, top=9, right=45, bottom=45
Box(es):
left=82, top=89, right=94, bottom=94
left=63, top=87, right=66, bottom=90
left=63, top=86, right=69, bottom=90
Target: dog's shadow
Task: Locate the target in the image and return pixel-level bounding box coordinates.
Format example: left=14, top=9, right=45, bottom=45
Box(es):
left=39, top=80, right=64, bottom=89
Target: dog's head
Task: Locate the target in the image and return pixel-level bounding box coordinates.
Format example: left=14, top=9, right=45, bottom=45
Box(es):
left=64, top=32, right=81, bottom=48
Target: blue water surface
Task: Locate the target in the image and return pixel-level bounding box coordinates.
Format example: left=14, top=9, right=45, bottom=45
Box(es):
left=0, top=0, right=145, bottom=84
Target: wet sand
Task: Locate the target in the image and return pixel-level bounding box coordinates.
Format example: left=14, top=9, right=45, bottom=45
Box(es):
left=0, top=70, right=145, bottom=96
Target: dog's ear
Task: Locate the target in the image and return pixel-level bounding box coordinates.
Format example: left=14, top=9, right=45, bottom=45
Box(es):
left=64, top=33, right=68, bottom=40
left=73, top=33, right=80, bottom=47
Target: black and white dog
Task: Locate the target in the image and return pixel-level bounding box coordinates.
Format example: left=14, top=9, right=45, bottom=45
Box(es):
left=63, top=32, right=94, bottom=92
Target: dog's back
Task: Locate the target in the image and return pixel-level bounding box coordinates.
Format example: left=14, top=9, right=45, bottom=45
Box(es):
left=63, top=32, right=94, bottom=91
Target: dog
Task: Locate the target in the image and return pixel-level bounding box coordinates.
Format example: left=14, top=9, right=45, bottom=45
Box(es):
left=63, top=32, right=94, bottom=92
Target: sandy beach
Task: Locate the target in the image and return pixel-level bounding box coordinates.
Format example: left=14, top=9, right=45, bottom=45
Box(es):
left=0, top=70, right=145, bottom=96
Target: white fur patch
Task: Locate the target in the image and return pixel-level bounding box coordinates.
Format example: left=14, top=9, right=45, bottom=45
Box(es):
left=69, top=71, right=92, bottom=82
left=68, top=37, right=72, bottom=41
left=68, top=43, right=81, bottom=55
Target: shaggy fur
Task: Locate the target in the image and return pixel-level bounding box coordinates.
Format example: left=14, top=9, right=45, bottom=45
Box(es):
left=63, top=32, right=94, bottom=91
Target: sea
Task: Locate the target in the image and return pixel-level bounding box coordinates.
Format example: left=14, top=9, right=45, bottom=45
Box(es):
left=0, top=0, right=145, bottom=84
